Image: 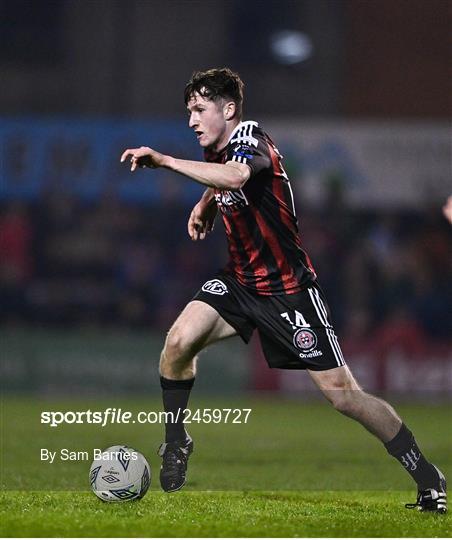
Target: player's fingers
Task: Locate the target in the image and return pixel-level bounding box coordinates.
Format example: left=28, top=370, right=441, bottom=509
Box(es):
left=120, top=149, right=135, bottom=162
left=193, top=221, right=204, bottom=241
left=188, top=212, right=196, bottom=232
left=188, top=220, right=199, bottom=241
left=197, top=222, right=206, bottom=240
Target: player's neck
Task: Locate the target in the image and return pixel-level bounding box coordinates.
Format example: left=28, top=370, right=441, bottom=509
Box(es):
left=212, top=119, right=241, bottom=153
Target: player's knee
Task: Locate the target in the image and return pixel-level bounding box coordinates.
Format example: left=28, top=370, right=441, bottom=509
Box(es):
left=163, top=326, right=196, bottom=364
left=159, top=351, right=196, bottom=379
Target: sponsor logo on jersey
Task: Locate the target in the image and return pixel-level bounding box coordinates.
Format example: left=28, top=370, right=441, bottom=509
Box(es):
left=214, top=189, right=249, bottom=212
left=293, top=328, right=317, bottom=351
left=202, top=279, right=229, bottom=296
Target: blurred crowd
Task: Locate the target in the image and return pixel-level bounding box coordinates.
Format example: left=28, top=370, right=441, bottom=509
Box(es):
left=0, top=194, right=450, bottom=344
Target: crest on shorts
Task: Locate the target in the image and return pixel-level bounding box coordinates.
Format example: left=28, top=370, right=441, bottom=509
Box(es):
left=202, top=279, right=228, bottom=296
left=293, top=328, right=317, bottom=351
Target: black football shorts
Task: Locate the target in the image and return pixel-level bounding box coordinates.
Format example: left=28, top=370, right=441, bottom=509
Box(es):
left=192, top=273, right=346, bottom=371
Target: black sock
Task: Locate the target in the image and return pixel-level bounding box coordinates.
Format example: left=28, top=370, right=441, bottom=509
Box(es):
left=160, top=376, right=194, bottom=443
left=384, top=423, right=438, bottom=490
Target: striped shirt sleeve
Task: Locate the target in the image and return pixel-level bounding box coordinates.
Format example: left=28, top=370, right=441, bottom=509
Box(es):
left=226, top=123, right=271, bottom=178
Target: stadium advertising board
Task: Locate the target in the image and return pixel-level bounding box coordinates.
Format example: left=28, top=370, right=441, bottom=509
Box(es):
left=1, top=119, right=449, bottom=207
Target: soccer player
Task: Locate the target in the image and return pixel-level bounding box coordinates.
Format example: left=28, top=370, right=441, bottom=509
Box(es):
left=121, top=68, right=447, bottom=513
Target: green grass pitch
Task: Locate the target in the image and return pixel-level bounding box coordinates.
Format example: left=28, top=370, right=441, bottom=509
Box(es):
left=1, top=397, right=450, bottom=537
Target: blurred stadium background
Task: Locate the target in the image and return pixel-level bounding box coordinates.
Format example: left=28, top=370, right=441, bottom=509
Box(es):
left=1, top=0, right=451, bottom=401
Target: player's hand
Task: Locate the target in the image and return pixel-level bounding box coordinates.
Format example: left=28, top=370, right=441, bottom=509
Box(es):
left=443, top=195, right=452, bottom=225
left=188, top=201, right=217, bottom=241
left=120, top=146, right=167, bottom=171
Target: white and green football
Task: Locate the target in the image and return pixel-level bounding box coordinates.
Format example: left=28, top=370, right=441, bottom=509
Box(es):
left=89, top=445, right=150, bottom=502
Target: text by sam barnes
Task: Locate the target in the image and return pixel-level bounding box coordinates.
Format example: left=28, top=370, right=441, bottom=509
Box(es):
left=40, top=448, right=138, bottom=464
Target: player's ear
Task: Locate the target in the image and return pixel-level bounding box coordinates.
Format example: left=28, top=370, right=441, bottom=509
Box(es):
left=224, top=101, right=236, bottom=121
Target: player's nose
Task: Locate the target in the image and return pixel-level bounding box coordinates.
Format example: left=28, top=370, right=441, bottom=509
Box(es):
left=188, top=114, right=198, bottom=129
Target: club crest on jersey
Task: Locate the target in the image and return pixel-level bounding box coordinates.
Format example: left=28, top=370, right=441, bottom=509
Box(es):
left=214, top=189, right=249, bottom=213
left=202, top=279, right=229, bottom=296
left=293, top=328, right=317, bottom=352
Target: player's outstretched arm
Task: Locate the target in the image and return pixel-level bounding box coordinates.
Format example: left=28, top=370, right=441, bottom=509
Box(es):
left=120, top=146, right=250, bottom=190
left=187, top=188, right=217, bottom=241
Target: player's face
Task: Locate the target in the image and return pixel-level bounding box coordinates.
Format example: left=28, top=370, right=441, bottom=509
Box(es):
left=187, top=92, right=228, bottom=150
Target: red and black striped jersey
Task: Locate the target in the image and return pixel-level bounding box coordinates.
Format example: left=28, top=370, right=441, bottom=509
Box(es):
left=204, top=120, right=316, bottom=295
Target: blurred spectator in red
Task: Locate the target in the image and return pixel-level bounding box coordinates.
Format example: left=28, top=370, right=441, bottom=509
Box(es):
left=0, top=203, right=33, bottom=323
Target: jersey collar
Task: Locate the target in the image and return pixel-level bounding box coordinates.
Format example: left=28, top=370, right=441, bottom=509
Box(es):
left=204, top=120, right=259, bottom=162
left=227, top=120, right=259, bottom=145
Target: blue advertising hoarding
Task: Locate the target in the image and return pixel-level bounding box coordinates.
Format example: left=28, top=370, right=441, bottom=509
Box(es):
left=0, top=118, right=204, bottom=203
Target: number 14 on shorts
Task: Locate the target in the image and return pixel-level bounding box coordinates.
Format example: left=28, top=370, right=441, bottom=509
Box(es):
left=280, top=310, right=311, bottom=329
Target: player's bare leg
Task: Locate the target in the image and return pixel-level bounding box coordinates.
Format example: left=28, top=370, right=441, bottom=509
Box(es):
left=308, top=365, right=447, bottom=513
left=308, top=365, right=401, bottom=441
left=158, top=300, right=237, bottom=492
left=160, top=300, right=237, bottom=380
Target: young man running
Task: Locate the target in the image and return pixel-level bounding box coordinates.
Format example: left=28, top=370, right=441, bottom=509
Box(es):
left=121, top=68, right=446, bottom=513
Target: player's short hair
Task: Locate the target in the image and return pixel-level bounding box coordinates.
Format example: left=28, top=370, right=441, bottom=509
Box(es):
left=184, top=68, right=244, bottom=119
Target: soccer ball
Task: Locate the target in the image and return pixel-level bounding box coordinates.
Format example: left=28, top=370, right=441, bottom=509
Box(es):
left=89, top=445, right=151, bottom=502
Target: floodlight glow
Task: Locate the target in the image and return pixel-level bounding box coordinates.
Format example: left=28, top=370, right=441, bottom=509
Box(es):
left=270, top=30, right=313, bottom=65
